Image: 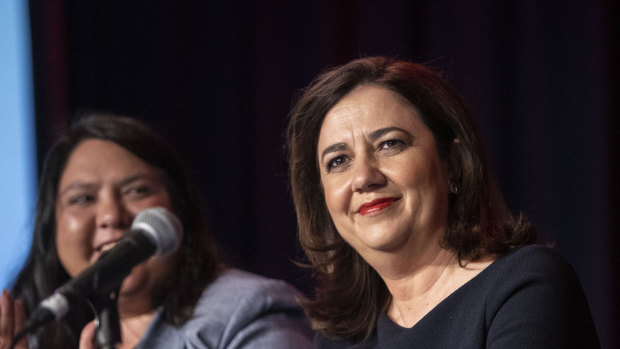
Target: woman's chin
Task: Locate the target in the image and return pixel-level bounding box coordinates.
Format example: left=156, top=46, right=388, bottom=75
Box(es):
left=351, top=228, right=411, bottom=253
left=117, top=270, right=147, bottom=298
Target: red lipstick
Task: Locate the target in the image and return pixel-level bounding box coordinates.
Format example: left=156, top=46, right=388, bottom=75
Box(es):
left=357, top=198, right=399, bottom=216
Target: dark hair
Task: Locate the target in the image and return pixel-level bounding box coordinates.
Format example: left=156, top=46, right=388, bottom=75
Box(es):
left=11, top=114, right=219, bottom=348
left=286, top=56, right=537, bottom=342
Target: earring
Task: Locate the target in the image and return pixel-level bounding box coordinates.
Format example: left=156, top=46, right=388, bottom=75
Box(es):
left=448, top=181, right=459, bottom=194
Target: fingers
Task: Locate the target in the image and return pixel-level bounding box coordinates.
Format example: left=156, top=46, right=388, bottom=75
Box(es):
left=12, top=300, right=27, bottom=349
left=0, top=291, right=29, bottom=349
left=79, top=320, right=96, bottom=349
left=0, top=290, right=14, bottom=339
left=12, top=300, right=24, bottom=336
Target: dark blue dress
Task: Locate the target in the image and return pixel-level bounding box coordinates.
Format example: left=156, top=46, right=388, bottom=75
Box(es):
left=315, top=245, right=600, bottom=348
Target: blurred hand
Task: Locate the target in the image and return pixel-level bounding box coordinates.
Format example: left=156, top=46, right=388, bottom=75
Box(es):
left=79, top=321, right=96, bottom=349
left=0, top=290, right=27, bottom=349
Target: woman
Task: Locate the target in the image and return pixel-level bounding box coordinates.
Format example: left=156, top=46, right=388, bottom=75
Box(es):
left=286, top=57, right=599, bottom=348
left=1, top=114, right=313, bottom=348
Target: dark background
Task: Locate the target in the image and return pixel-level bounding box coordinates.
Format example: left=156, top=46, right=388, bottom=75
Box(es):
left=28, top=1, right=618, bottom=347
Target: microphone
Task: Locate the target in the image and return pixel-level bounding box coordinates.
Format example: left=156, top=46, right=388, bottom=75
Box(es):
left=24, top=207, right=183, bottom=333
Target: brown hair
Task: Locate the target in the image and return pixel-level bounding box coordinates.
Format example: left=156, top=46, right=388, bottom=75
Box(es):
left=286, top=56, right=536, bottom=342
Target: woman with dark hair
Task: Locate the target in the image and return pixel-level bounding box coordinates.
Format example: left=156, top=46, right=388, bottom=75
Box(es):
left=0, top=114, right=312, bottom=348
left=286, top=56, right=599, bottom=348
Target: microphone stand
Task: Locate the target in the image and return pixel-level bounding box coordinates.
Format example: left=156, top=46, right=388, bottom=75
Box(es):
left=94, top=288, right=122, bottom=349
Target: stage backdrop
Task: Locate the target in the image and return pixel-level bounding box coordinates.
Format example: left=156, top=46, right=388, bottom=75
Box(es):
left=23, top=1, right=618, bottom=347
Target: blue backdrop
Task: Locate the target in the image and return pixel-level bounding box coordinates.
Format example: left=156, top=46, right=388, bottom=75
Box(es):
left=0, top=0, right=36, bottom=290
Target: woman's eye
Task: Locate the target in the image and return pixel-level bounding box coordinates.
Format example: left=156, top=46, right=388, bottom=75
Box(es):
left=380, top=139, right=402, bottom=148
left=68, top=194, right=93, bottom=206
left=124, top=185, right=151, bottom=198
left=326, top=155, right=348, bottom=172
left=378, top=139, right=407, bottom=153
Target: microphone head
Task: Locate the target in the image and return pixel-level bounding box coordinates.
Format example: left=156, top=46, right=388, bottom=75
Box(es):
left=131, top=207, right=183, bottom=256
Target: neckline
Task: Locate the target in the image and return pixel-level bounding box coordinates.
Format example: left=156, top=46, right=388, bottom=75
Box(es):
left=380, top=246, right=523, bottom=330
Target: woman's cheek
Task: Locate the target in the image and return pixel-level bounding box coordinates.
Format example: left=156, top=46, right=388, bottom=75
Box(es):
left=55, top=213, right=93, bottom=276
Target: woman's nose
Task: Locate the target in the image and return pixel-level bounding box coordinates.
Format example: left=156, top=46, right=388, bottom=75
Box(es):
left=350, top=157, right=386, bottom=193
left=96, top=197, right=131, bottom=230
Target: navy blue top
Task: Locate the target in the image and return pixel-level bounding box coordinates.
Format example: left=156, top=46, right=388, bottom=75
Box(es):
left=315, top=245, right=599, bottom=348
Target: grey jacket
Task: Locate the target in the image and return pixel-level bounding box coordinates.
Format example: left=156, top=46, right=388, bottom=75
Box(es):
left=135, top=268, right=313, bottom=348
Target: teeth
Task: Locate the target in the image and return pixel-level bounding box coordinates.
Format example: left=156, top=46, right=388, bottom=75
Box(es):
left=100, top=242, right=118, bottom=253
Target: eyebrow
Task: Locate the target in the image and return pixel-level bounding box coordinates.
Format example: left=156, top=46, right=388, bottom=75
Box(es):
left=58, top=174, right=152, bottom=196
left=368, top=126, right=408, bottom=142
left=319, top=127, right=409, bottom=163
left=320, top=142, right=348, bottom=163
left=59, top=182, right=96, bottom=197
left=118, top=174, right=151, bottom=187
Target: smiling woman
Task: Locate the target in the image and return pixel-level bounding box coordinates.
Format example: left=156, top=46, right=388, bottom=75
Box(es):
left=286, top=56, right=600, bottom=348
left=1, top=114, right=313, bottom=349
left=317, top=85, right=449, bottom=258
left=54, top=139, right=178, bottom=314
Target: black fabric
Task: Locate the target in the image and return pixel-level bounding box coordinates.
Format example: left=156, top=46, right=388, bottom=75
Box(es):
left=315, top=245, right=599, bottom=348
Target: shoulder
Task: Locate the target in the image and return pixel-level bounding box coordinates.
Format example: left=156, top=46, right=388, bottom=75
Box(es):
left=197, top=268, right=302, bottom=308
left=182, top=268, right=313, bottom=348
left=483, top=245, right=599, bottom=347
left=482, top=244, right=587, bottom=308
left=505, top=244, right=566, bottom=265
left=489, top=244, right=578, bottom=284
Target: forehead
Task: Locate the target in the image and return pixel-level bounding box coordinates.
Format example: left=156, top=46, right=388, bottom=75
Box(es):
left=59, top=139, right=155, bottom=184
left=318, top=85, right=422, bottom=144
